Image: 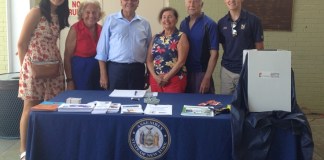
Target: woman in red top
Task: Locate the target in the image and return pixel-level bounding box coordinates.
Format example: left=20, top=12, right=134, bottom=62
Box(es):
left=64, top=1, right=104, bottom=90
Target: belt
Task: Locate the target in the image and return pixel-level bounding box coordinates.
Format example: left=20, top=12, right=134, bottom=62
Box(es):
left=109, top=61, right=144, bottom=65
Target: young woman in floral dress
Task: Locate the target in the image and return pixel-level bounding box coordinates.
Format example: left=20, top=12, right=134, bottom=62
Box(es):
left=17, top=0, right=69, bottom=159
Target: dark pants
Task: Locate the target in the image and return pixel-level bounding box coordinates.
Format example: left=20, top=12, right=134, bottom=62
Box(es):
left=107, top=62, right=145, bottom=90
left=72, top=56, right=101, bottom=90
left=185, top=72, right=215, bottom=94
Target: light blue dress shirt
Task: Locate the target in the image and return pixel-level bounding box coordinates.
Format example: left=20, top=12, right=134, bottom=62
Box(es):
left=95, top=11, right=152, bottom=63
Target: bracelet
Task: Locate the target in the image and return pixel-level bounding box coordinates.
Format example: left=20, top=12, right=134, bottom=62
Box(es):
left=66, top=78, right=73, bottom=83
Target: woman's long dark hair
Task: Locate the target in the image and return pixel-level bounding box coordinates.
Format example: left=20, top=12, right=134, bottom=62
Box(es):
left=39, top=0, right=70, bottom=30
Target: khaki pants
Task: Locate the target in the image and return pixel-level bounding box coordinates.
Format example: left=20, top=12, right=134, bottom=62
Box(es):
left=220, top=66, right=240, bottom=95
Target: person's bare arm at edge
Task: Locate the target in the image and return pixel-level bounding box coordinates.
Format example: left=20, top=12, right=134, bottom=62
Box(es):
left=146, top=36, right=164, bottom=86
left=255, top=41, right=264, bottom=50
left=98, top=60, right=108, bottom=90
left=200, top=50, right=218, bottom=94
left=162, top=33, right=189, bottom=86
left=64, top=27, right=77, bottom=90
left=17, top=8, right=41, bottom=66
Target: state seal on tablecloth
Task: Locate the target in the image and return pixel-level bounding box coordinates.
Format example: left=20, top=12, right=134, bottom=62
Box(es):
left=128, top=118, right=171, bottom=160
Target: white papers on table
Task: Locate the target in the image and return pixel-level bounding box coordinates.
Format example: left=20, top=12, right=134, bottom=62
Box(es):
left=58, top=103, right=94, bottom=112
left=144, top=104, right=172, bottom=115
left=180, top=105, right=214, bottom=117
left=90, top=101, right=112, bottom=114
left=88, top=101, right=121, bottom=114
left=109, top=90, right=147, bottom=98
left=107, top=103, right=121, bottom=113
left=66, top=97, right=82, bottom=104
left=120, top=104, right=143, bottom=114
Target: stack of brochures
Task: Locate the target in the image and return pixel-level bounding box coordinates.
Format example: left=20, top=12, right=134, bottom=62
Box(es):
left=107, top=103, right=121, bottom=113
left=31, top=101, right=64, bottom=112
left=180, top=105, right=214, bottom=117
left=90, top=101, right=112, bottom=114
left=144, top=104, right=172, bottom=115
left=66, top=97, right=82, bottom=104
left=31, top=104, right=59, bottom=112
left=58, top=103, right=95, bottom=112
left=120, top=104, right=143, bottom=114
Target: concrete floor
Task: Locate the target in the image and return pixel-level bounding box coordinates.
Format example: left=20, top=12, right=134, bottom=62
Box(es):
left=1, top=114, right=323, bottom=160
left=309, top=114, right=324, bottom=160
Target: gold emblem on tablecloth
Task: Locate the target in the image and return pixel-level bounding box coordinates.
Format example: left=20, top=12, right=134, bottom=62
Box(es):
left=129, top=118, right=171, bottom=160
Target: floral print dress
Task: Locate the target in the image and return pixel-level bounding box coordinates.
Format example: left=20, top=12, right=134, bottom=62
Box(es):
left=18, top=14, right=64, bottom=101
left=151, top=29, right=187, bottom=79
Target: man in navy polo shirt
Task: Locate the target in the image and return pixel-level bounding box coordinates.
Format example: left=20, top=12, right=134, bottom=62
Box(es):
left=180, top=0, right=219, bottom=94
left=218, top=0, right=264, bottom=95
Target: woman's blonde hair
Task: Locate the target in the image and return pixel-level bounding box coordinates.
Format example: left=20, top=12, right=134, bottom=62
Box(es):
left=77, top=0, right=104, bottom=21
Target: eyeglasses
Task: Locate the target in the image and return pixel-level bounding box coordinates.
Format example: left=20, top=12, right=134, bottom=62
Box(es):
left=231, top=22, right=237, bottom=37
left=123, top=0, right=138, bottom=3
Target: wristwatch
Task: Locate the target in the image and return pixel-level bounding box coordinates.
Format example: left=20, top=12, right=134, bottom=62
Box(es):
left=66, top=78, right=73, bottom=83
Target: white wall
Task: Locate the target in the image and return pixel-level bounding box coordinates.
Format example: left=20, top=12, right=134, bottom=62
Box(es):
left=102, top=0, right=167, bottom=34
left=7, top=0, right=34, bottom=72
left=59, top=0, right=167, bottom=58
left=10, top=0, right=168, bottom=72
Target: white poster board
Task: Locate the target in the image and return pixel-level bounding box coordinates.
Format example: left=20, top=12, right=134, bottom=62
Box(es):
left=244, top=49, right=291, bottom=112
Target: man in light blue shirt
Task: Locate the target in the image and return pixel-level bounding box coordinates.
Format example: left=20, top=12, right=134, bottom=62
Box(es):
left=96, top=0, right=151, bottom=90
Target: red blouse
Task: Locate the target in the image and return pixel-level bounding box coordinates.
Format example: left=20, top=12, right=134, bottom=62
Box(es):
left=72, top=20, right=102, bottom=57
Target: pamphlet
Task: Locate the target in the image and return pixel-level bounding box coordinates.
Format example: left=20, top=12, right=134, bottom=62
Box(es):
left=198, top=100, right=222, bottom=106
left=181, top=105, right=214, bottom=117
left=31, top=104, right=59, bottom=112
left=58, top=103, right=95, bottom=112
left=31, top=101, right=64, bottom=111
left=109, top=90, right=147, bottom=98
left=107, top=103, right=121, bottom=113
left=66, top=97, right=82, bottom=104
left=144, top=104, right=172, bottom=115
left=120, top=104, right=143, bottom=114
left=90, top=101, right=112, bottom=114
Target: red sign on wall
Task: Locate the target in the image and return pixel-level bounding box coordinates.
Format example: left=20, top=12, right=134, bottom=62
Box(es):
left=69, top=0, right=81, bottom=16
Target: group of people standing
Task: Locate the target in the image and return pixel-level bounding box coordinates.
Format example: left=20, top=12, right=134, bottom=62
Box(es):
left=16, top=0, right=264, bottom=159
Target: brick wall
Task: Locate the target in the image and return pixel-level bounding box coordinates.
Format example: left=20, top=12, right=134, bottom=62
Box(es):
left=171, top=0, right=324, bottom=111
left=0, top=0, right=7, bottom=73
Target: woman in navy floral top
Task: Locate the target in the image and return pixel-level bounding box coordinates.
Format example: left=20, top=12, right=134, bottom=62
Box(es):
left=146, top=7, right=189, bottom=93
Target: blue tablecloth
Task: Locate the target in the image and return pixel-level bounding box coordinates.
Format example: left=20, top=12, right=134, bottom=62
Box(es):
left=26, top=90, right=297, bottom=160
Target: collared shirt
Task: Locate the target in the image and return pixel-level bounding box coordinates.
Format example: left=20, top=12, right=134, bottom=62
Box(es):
left=218, top=9, right=264, bottom=74
left=180, top=13, right=219, bottom=72
left=95, top=11, right=152, bottom=63
left=73, top=20, right=102, bottom=57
